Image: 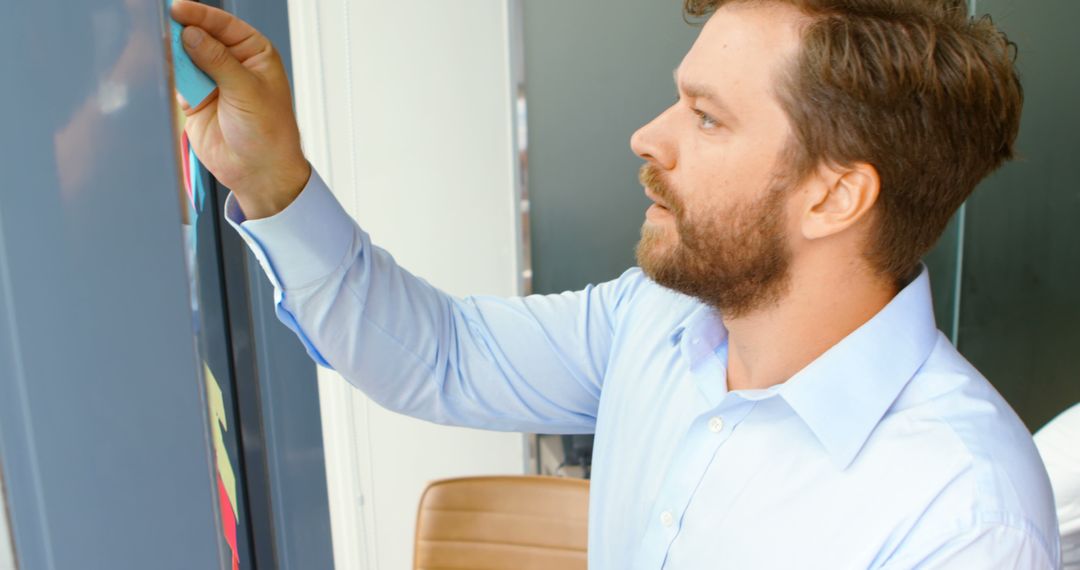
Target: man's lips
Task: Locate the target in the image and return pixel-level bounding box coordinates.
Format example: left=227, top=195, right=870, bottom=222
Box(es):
left=644, top=187, right=675, bottom=222
left=644, top=187, right=671, bottom=210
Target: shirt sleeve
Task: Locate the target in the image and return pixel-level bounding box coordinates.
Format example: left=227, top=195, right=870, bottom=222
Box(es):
left=223, top=168, right=642, bottom=434
left=880, top=522, right=1059, bottom=569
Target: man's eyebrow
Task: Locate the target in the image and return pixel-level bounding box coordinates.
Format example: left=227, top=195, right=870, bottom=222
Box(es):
left=673, top=68, right=737, bottom=121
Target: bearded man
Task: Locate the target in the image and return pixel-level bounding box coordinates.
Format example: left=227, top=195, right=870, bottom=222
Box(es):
left=172, top=0, right=1060, bottom=567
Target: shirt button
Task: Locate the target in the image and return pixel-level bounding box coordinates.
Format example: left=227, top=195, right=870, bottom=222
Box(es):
left=660, top=511, right=675, bottom=527
left=691, top=338, right=700, bottom=345
left=708, top=416, right=724, bottom=433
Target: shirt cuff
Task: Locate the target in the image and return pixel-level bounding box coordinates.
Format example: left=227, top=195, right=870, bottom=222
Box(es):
left=223, top=168, right=355, bottom=290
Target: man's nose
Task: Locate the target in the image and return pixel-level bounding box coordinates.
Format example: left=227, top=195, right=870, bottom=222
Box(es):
left=630, top=108, right=676, bottom=170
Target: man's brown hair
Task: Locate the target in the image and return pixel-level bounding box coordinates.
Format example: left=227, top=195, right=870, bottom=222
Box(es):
left=685, top=0, right=1023, bottom=282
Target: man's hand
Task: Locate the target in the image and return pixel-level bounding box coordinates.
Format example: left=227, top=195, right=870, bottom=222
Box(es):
left=171, top=0, right=310, bottom=220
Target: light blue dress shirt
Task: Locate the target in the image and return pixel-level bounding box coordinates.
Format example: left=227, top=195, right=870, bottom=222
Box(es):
left=225, top=170, right=1061, bottom=569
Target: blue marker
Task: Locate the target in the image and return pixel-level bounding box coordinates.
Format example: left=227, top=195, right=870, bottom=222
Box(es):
left=168, top=4, right=217, bottom=110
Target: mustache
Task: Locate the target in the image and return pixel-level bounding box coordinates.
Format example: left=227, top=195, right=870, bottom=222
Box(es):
left=639, top=164, right=682, bottom=214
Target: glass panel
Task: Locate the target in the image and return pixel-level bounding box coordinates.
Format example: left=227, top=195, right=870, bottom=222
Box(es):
left=0, top=469, right=14, bottom=570
left=957, top=0, right=1080, bottom=430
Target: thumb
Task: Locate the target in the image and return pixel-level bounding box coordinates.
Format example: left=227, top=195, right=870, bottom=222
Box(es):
left=181, top=26, right=255, bottom=96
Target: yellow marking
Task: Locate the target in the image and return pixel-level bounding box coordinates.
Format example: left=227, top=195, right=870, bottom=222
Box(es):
left=205, top=362, right=239, bottom=521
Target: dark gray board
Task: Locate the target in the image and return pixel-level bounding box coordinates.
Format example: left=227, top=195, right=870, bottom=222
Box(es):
left=0, top=0, right=223, bottom=567
left=524, top=0, right=699, bottom=295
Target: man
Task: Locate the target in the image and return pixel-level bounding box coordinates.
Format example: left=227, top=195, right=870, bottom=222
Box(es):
left=172, top=0, right=1061, bottom=567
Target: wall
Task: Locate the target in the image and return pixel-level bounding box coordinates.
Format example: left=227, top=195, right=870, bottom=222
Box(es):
left=287, top=1, right=527, bottom=569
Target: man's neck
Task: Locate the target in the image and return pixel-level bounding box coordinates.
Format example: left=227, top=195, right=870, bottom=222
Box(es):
left=722, top=260, right=898, bottom=392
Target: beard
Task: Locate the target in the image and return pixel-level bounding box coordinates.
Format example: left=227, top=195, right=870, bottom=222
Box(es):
left=635, top=164, right=792, bottom=319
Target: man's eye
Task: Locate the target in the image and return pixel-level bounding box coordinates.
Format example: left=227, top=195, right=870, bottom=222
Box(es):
left=693, top=109, right=719, bottom=129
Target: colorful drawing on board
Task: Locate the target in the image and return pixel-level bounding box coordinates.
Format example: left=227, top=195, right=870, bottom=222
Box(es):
left=180, top=130, right=208, bottom=254
left=205, top=362, right=241, bottom=570
left=180, top=133, right=206, bottom=214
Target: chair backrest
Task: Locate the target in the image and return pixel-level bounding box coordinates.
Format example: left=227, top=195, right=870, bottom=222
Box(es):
left=414, top=476, right=589, bottom=570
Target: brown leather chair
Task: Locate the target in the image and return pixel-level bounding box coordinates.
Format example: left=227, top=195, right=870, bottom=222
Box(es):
left=414, top=476, right=589, bottom=570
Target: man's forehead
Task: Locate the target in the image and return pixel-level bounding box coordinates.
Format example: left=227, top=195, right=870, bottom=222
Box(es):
left=677, top=2, right=806, bottom=92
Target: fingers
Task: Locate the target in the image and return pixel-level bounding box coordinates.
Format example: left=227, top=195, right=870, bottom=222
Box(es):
left=175, top=92, right=191, bottom=111
left=170, top=1, right=270, bottom=62
left=181, top=26, right=256, bottom=96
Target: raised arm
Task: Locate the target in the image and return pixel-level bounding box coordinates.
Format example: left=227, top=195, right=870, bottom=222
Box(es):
left=175, top=1, right=637, bottom=432
left=225, top=171, right=640, bottom=433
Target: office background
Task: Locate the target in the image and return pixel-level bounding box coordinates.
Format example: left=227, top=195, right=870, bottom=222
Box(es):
left=0, top=0, right=1075, bottom=568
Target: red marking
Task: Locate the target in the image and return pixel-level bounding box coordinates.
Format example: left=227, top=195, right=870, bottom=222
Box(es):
left=217, top=472, right=239, bottom=570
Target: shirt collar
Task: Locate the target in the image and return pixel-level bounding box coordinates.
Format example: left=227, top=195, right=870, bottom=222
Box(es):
left=669, top=265, right=940, bottom=470
left=670, top=305, right=728, bottom=366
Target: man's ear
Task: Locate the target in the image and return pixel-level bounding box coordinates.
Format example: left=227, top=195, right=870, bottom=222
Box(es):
left=800, top=162, right=880, bottom=241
